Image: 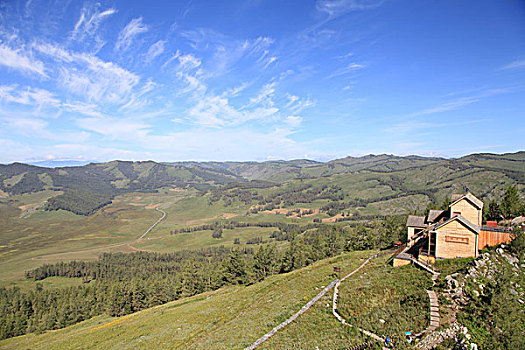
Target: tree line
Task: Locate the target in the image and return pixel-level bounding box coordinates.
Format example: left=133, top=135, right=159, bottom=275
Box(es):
left=0, top=217, right=406, bottom=340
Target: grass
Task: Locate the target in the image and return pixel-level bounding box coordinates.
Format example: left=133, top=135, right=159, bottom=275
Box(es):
left=0, top=190, right=189, bottom=287
left=337, top=255, right=432, bottom=348
left=0, top=276, right=84, bottom=292
left=0, top=250, right=377, bottom=350
left=0, top=250, right=438, bottom=350
left=135, top=227, right=277, bottom=252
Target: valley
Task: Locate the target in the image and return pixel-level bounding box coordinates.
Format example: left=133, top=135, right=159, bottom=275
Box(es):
left=0, top=152, right=524, bottom=348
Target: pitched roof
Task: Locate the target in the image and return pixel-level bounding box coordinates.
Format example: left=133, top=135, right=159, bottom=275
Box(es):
left=427, top=210, right=446, bottom=223
left=449, top=192, right=483, bottom=210
left=433, top=215, right=481, bottom=234
left=407, top=215, right=427, bottom=228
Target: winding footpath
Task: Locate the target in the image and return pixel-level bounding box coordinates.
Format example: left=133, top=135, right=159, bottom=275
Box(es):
left=246, top=248, right=441, bottom=349
left=244, top=280, right=339, bottom=350
left=138, top=207, right=166, bottom=240
left=416, top=273, right=441, bottom=337
left=332, top=253, right=386, bottom=344
left=245, top=252, right=381, bottom=350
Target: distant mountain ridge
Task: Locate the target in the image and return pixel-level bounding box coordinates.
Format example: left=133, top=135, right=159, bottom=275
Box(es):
left=1, top=152, right=524, bottom=215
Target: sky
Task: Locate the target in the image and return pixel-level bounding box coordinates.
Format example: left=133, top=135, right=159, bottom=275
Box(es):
left=0, top=0, right=524, bottom=164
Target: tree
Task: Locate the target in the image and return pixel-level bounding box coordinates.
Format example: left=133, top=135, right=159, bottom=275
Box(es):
left=501, top=186, right=522, bottom=218
left=212, top=227, right=223, bottom=239
left=485, top=200, right=502, bottom=221
left=439, top=197, right=452, bottom=210
left=222, top=249, right=249, bottom=285
left=253, top=245, right=277, bottom=281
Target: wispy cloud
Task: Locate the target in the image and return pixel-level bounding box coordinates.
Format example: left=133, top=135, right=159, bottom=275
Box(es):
left=78, top=117, right=150, bottom=139
left=386, top=118, right=491, bottom=135
left=58, top=52, right=140, bottom=104
left=327, top=62, right=365, bottom=78
left=144, top=40, right=166, bottom=63
left=407, top=96, right=480, bottom=118
left=72, top=6, right=116, bottom=40
left=115, top=17, right=148, bottom=52
left=500, top=59, right=525, bottom=70
left=0, top=44, right=47, bottom=77
left=0, top=85, right=59, bottom=108
left=316, top=0, right=383, bottom=19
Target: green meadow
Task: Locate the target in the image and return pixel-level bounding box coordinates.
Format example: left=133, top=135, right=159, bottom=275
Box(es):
left=1, top=250, right=402, bottom=350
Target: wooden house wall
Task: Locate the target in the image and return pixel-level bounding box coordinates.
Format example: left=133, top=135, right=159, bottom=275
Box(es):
left=435, top=221, right=477, bottom=259
left=450, top=199, right=481, bottom=225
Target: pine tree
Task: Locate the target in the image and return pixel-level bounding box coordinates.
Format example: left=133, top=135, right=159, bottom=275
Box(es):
left=222, top=249, right=248, bottom=285
left=501, top=186, right=522, bottom=218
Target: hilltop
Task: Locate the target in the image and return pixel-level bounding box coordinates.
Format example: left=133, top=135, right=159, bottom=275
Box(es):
left=1, top=152, right=524, bottom=216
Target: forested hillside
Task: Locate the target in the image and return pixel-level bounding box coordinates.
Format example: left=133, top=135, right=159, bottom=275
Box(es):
left=1, top=152, right=524, bottom=216
left=0, top=218, right=405, bottom=340
left=0, top=161, right=243, bottom=215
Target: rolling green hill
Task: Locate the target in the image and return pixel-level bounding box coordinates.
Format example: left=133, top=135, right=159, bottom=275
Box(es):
left=0, top=152, right=524, bottom=348
left=0, top=161, right=243, bottom=215
left=0, top=250, right=432, bottom=350
left=2, top=152, right=523, bottom=216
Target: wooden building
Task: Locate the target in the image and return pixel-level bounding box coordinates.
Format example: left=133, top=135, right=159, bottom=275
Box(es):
left=396, top=193, right=513, bottom=267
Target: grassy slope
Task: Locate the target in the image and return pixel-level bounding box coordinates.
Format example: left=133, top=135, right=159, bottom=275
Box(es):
left=1, top=152, right=523, bottom=290
left=0, top=190, right=189, bottom=288
left=1, top=156, right=522, bottom=288
left=0, top=250, right=434, bottom=350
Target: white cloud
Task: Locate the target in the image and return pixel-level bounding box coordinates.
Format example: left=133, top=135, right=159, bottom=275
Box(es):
left=186, top=95, right=278, bottom=127
left=0, top=85, right=59, bottom=107
left=0, top=44, right=46, bottom=77
left=327, top=62, right=365, bottom=78
left=144, top=40, right=166, bottom=63
left=58, top=53, right=140, bottom=104
left=221, top=82, right=252, bottom=98
left=178, top=53, right=202, bottom=72
left=501, top=59, right=525, bottom=70
left=62, top=102, right=102, bottom=117
left=33, top=42, right=144, bottom=107
left=285, top=115, right=303, bottom=128
left=316, top=0, right=382, bottom=18
left=115, top=17, right=148, bottom=52
left=78, top=117, right=150, bottom=139
left=1, top=116, right=90, bottom=142
left=34, top=42, right=73, bottom=62
left=72, top=6, right=116, bottom=40
left=249, top=82, right=276, bottom=106
left=406, top=96, right=480, bottom=118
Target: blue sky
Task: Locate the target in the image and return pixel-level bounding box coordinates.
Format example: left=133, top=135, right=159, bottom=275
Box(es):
left=0, top=0, right=524, bottom=163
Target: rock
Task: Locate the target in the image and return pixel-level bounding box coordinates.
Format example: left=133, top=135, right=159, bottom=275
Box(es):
left=379, top=319, right=385, bottom=323
left=510, top=288, right=518, bottom=296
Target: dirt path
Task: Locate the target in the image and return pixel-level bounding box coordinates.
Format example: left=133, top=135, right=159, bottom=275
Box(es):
left=245, top=251, right=383, bottom=350
left=416, top=273, right=441, bottom=337
left=244, top=279, right=339, bottom=350
left=26, top=207, right=166, bottom=262
left=138, top=207, right=166, bottom=239
left=331, top=253, right=386, bottom=344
